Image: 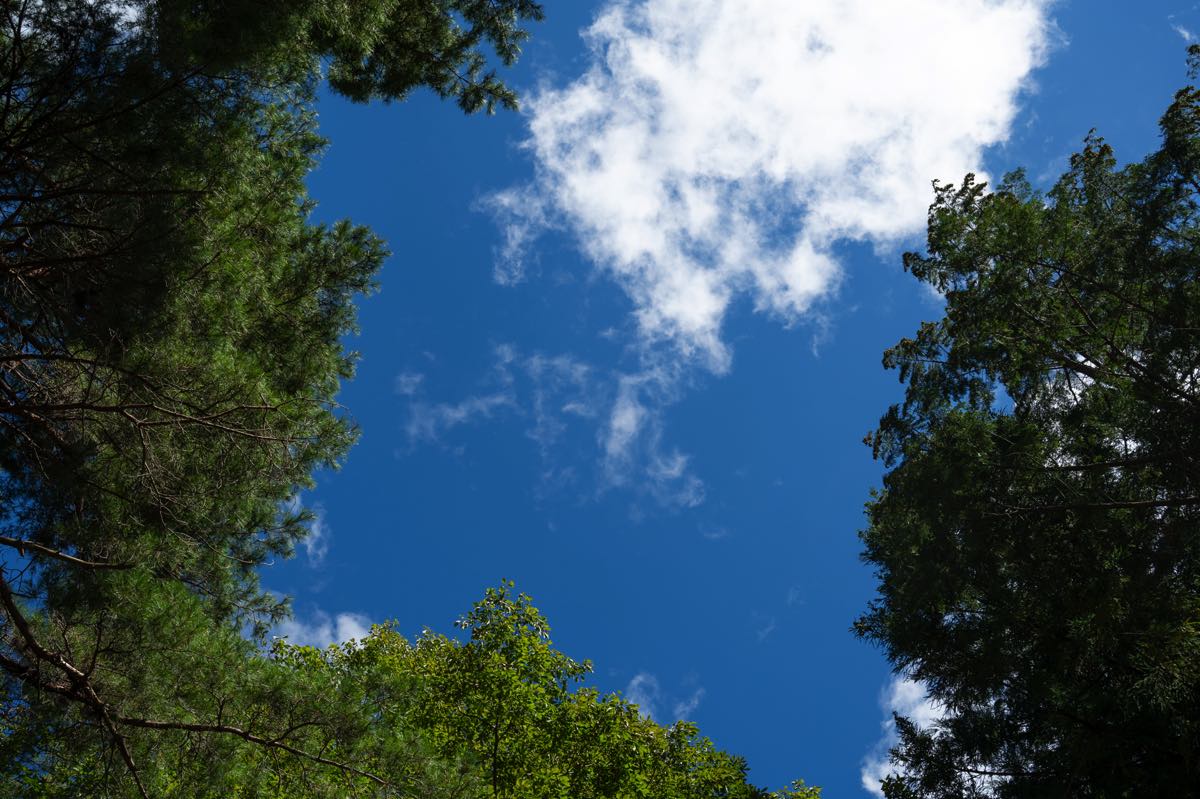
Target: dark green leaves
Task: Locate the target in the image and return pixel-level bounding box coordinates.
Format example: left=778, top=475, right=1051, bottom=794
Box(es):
left=0, top=0, right=539, bottom=790
left=859, top=56, right=1200, bottom=799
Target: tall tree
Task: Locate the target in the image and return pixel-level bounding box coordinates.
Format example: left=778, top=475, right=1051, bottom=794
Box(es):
left=857, top=52, right=1200, bottom=797
left=5, top=582, right=822, bottom=799
left=0, top=0, right=541, bottom=792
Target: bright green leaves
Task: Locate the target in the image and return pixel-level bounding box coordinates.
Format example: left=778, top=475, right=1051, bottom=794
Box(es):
left=3, top=576, right=820, bottom=797
left=92, top=585, right=814, bottom=799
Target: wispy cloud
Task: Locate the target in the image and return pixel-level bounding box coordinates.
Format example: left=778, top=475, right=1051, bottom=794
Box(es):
left=274, top=609, right=373, bottom=649
left=403, top=346, right=519, bottom=446
left=753, top=614, right=778, bottom=643
left=481, top=187, right=556, bottom=285
left=1174, top=23, right=1196, bottom=43
left=623, top=672, right=706, bottom=722
left=600, top=360, right=703, bottom=508
left=302, top=504, right=330, bottom=566
left=406, top=392, right=516, bottom=444
left=524, top=352, right=597, bottom=455
left=393, top=371, right=425, bottom=396
left=672, top=687, right=706, bottom=721
left=624, top=672, right=662, bottom=719
left=861, top=677, right=945, bottom=797
left=399, top=345, right=703, bottom=507
left=284, top=496, right=330, bottom=567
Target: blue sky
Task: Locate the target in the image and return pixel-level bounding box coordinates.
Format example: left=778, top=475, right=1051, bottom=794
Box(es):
left=265, top=1, right=1198, bottom=794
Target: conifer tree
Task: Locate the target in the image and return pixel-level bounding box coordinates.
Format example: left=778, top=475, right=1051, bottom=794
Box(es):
left=858, top=50, right=1200, bottom=798
left=0, top=0, right=541, bottom=791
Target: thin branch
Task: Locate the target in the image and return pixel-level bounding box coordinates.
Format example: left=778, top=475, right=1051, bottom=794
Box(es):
left=114, top=716, right=388, bottom=786
left=0, top=535, right=132, bottom=570
left=1003, top=496, right=1200, bottom=513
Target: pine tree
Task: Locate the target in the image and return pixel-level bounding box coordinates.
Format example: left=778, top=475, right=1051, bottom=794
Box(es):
left=0, top=1, right=541, bottom=792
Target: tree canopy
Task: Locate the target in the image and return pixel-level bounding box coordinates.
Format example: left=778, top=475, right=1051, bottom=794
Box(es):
left=0, top=3, right=820, bottom=797
left=0, top=0, right=544, bottom=792
left=857, top=50, right=1200, bottom=798
left=5, top=582, right=820, bottom=799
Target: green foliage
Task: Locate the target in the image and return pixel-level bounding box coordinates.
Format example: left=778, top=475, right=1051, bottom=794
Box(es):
left=149, top=0, right=545, bottom=113
left=262, top=583, right=819, bottom=799
left=0, top=4, right=810, bottom=796
left=0, top=0, right=540, bottom=792
left=858, top=51, right=1200, bottom=798
left=6, top=584, right=818, bottom=799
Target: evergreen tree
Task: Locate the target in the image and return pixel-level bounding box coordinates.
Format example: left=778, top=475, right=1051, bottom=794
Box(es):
left=857, top=51, right=1200, bottom=798
left=0, top=0, right=540, bottom=792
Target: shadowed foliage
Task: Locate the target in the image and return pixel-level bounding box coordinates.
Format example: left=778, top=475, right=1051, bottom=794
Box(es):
left=858, top=49, right=1200, bottom=799
left=0, top=0, right=540, bottom=792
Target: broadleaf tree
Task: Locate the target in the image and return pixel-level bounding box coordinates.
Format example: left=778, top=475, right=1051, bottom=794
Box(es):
left=857, top=50, right=1200, bottom=798
left=4, top=582, right=822, bottom=799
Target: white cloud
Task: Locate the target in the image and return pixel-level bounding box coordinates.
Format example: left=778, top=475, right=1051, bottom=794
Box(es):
left=283, top=496, right=330, bottom=567
left=403, top=346, right=519, bottom=445
left=862, top=677, right=945, bottom=797
left=598, top=359, right=703, bottom=507
left=302, top=504, right=330, bottom=566
left=274, top=609, right=373, bottom=649
left=1174, top=23, right=1196, bottom=43
left=625, top=672, right=662, bottom=719
left=672, top=687, right=706, bottom=721
left=491, top=0, right=1052, bottom=371
left=604, top=377, right=648, bottom=465
left=394, top=371, right=425, bottom=396
left=86, top=0, right=141, bottom=27
left=406, top=392, right=516, bottom=443
left=624, top=672, right=705, bottom=722
left=754, top=614, right=777, bottom=643
left=400, top=345, right=703, bottom=507
left=481, top=187, right=556, bottom=285
left=524, top=352, right=597, bottom=454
